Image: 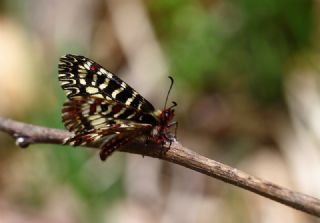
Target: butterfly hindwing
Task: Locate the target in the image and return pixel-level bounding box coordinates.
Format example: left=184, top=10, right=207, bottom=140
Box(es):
left=64, top=123, right=152, bottom=153
left=62, top=96, right=157, bottom=134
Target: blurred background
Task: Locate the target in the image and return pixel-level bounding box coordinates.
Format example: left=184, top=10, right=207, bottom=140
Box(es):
left=0, top=0, right=319, bottom=222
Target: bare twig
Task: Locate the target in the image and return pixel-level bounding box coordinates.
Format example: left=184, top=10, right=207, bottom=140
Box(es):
left=0, top=117, right=320, bottom=217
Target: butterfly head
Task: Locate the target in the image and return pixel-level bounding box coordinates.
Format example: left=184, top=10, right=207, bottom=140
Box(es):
left=151, top=101, right=176, bottom=144
left=160, top=101, right=176, bottom=126
left=155, top=76, right=177, bottom=143
left=150, top=77, right=177, bottom=143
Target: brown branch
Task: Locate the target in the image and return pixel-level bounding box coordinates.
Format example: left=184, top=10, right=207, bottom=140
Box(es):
left=0, top=117, right=320, bottom=217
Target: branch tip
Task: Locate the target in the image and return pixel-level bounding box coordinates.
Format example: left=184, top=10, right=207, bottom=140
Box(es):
left=15, top=136, right=31, bottom=148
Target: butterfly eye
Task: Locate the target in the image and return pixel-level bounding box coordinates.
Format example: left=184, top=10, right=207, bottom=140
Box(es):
left=165, top=111, right=170, bottom=118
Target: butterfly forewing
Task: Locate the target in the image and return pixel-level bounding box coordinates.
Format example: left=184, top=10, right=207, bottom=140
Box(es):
left=59, top=54, right=155, bottom=113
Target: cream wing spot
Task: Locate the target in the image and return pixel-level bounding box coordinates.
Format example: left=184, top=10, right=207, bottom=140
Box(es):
left=127, top=112, right=136, bottom=119
left=86, top=86, right=99, bottom=94
left=84, top=61, right=92, bottom=70
left=95, top=123, right=109, bottom=129
left=125, top=97, right=134, bottom=106
left=99, top=83, right=108, bottom=90
left=79, top=73, right=87, bottom=78
left=114, top=108, right=127, bottom=118
left=121, top=82, right=127, bottom=88
left=91, top=94, right=105, bottom=99
left=111, top=88, right=123, bottom=98
left=102, top=104, right=113, bottom=115
left=96, top=106, right=102, bottom=113
left=99, top=68, right=107, bottom=74
left=88, top=114, right=102, bottom=121
left=82, top=103, right=90, bottom=110
left=65, top=88, right=80, bottom=95
left=91, top=118, right=107, bottom=126
left=106, top=72, right=113, bottom=79
left=60, top=80, right=74, bottom=86
left=79, top=79, right=86, bottom=85
left=125, top=92, right=137, bottom=106
left=78, top=69, right=86, bottom=73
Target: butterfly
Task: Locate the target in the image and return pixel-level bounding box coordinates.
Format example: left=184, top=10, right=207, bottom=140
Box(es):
left=58, top=54, right=177, bottom=160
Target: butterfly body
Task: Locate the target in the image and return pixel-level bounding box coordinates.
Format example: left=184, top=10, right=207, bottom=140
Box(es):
left=58, top=54, right=176, bottom=160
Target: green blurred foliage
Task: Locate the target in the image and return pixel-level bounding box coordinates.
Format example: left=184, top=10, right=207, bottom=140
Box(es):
left=149, top=0, right=314, bottom=104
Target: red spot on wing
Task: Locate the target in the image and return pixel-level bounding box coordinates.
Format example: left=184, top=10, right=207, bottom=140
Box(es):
left=89, top=104, right=96, bottom=115
left=90, top=65, right=97, bottom=71
left=112, top=105, right=122, bottom=113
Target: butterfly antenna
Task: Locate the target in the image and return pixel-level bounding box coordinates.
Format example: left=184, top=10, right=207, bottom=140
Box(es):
left=164, top=76, right=174, bottom=110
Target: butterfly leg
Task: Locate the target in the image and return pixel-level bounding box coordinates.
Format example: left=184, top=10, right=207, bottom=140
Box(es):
left=168, top=121, right=178, bottom=140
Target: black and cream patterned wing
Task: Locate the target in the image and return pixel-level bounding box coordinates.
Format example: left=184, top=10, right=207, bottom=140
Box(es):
left=63, top=122, right=152, bottom=160
left=63, top=122, right=152, bottom=147
left=58, top=54, right=155, bottom=113
left=62, top=96, right=153, bottom=158
left=62, top=96, right=158, bottom=134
